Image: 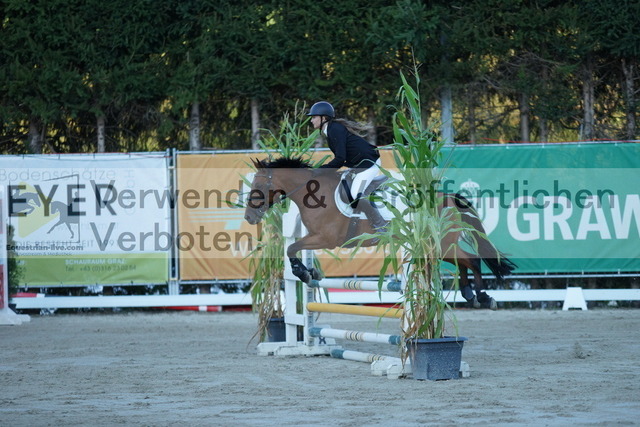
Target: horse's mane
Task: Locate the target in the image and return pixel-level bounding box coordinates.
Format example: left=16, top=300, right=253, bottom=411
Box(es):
left=258, top=156, right=312, bottom=169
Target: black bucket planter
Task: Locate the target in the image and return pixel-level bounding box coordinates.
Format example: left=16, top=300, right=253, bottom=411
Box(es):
left=407, top=336, right=467, bottom=381
left=265, top=318, right=304, bottom=342
left=266, top=318, right=287, bottom=342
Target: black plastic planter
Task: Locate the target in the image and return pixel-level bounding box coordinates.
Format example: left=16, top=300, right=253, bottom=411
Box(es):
left=407, top=336, right=468, bottom=381
left=265, top=318, right=304, bottom=342
left=266, top=318, right=287, bottom=342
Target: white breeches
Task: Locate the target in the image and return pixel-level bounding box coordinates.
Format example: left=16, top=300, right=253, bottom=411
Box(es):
left=350, top=159, right=381, bottom=199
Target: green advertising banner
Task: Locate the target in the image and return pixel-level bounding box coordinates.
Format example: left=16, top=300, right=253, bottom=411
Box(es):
left=1, top=154, right=171, bottom=286
left=439, top=142, right=640, bottom=273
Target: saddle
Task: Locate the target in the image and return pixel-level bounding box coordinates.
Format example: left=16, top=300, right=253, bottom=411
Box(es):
left=338, top=171, right=388, bottom=209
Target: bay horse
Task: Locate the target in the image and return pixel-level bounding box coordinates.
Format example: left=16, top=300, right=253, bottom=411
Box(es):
left=243, top=156, right=516, bottom=309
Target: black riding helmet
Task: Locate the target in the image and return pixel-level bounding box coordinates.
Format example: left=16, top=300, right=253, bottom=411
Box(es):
left=307, top=101, right=335, bottom=118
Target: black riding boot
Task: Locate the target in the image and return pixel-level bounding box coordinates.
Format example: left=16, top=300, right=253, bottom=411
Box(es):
left=358, top=200, right=388, bottom=233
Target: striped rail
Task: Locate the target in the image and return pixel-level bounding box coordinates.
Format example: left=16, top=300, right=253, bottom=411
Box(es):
left=330, top=349, right=401, bottom=363
left=309, top=327, right=402, bottom=345
left=309, top=279, right=402, bottom=292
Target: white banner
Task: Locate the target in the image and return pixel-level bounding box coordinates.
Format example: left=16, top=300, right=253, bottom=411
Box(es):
left=0, top=154, right=171, bottom=286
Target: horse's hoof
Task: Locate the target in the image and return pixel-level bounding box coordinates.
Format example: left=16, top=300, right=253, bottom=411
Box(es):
left=479, top=297, right=497, bottom=310
left=290, top=259, right=309, bottom=282
left=476, top=291, right=497, bottom=310
left=297, top=270, right=312, bottom=285
left=469, top=296, right=481, bottom=309
left=309, top=268, right=323, bottom=281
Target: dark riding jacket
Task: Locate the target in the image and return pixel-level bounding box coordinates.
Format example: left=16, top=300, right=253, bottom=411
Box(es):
left=319, top=121, right=379, bottom=169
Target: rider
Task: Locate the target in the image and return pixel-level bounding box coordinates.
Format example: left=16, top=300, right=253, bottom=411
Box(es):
left=307, top=101, right=386, bottom=232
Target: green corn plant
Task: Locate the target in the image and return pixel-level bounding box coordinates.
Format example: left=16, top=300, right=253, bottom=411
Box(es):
left=373, top=71, right=468, bottom=345
left=247, top=108, right=319, bottom=342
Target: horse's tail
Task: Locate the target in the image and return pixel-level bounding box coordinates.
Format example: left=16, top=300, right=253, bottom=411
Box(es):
left=453, top=194, right=516, bottom=282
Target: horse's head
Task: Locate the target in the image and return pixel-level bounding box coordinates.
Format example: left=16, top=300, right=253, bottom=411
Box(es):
left=244, top=158, right=285, bottom=225
left=244, top=156, right=319, bottom=224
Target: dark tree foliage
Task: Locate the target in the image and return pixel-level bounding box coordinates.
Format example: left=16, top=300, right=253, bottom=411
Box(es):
left=0, top=0, right=637, bottom=152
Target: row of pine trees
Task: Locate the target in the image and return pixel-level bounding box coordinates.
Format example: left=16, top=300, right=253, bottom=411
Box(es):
left=1, top=0, right=638, bottom=153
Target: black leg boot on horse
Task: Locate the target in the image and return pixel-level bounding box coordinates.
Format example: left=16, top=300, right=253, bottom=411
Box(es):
left=289, top=257, right=322, bottom=285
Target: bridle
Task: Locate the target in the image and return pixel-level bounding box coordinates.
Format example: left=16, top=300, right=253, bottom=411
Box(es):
left=247, top=167, right=317, bottom=217
left=247, top=169, right=274, bottom=217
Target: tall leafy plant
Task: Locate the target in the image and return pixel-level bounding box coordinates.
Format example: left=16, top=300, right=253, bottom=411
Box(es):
left=375, top=72, right=465, bottom=342
left=248, top=110, right=319, bottom=341
left=7, top=225, right=23, bottom=297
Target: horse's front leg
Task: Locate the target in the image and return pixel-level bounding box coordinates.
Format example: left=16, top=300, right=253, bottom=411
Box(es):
left=288, top=258, right=320, bottom=285
left=286, top=234, right=331, bottom=284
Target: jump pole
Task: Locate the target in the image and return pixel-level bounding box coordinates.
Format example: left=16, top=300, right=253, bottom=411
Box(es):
left=331, top=349, right=410, bottom=380
left=331, top=348, right=399, bottom=363
left=309, top=279, right=402, bottom=292
left=330, top=349, right=470, bottom=379
left=309, top=327, right=402, bottom=345
left=307, top=302, right=402, bottom=319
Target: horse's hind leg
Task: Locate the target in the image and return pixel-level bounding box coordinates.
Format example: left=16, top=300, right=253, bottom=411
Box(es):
left=453, top=248, right=496, bottom=310
left=446, top=249, right=480, bottom=308
left=454, top=256, right=481, bottom=309
left=468, top=256, right=497, bottom=310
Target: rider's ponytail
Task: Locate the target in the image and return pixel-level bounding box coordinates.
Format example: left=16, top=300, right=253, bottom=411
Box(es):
left=334, top=118, right=373, bottom=139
